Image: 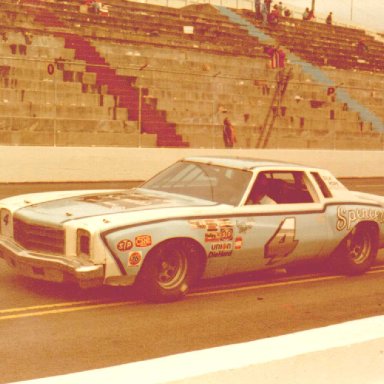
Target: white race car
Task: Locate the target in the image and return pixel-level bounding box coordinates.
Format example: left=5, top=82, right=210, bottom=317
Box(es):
left=1, top=157, right=384, bottom=302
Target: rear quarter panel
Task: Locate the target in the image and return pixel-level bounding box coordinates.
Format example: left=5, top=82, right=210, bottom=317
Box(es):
left=333, top=203, right=384, bottom=247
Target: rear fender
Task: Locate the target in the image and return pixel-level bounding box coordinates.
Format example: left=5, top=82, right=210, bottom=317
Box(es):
left=335, top=204, right=384, bottom=248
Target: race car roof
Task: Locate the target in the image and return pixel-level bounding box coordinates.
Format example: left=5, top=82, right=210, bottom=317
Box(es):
left=183, top=156, right=316, bottom=171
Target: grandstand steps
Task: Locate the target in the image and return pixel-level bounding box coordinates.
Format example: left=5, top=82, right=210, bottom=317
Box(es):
left=236, top=8, right=384, bottom=73
left=0, top=115, right=158, bottom=146
left=0, top=79, right=83, bottom=93
left=15, top=0, right=189, bottom=147
left=0, top=102, right=114, bottom=119
left=0, top=0, right=382, bottom=148
left=0, top=130, right=157, bottom=147
left=266, top=128, right=382, bottom=150
left=0, top=88, right=117, bottom=109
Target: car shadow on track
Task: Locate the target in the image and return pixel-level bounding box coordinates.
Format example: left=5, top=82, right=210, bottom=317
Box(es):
left=9, top=260, right=331, bottom=302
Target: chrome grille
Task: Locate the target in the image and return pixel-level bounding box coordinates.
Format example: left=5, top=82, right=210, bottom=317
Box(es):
left=13, top=218, right=65, bottom=254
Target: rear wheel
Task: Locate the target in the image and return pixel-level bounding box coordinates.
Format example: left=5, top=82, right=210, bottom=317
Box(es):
left=136, top=239, right=199, bottom=302
left=331, top=224, right=378, bottom=275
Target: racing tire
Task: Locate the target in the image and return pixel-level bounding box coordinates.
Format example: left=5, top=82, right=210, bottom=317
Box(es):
left=136, top=239, right=199, bottom=302
left=330, top=224, right=378, bottom=275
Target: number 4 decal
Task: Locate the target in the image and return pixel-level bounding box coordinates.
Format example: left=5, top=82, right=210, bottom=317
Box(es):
left=264, top=217, right=298, bottom=266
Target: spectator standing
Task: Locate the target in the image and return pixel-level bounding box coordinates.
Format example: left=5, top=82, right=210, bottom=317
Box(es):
left=283, top=6, right=291, bottom=17
left=277, top=2, right=283, bottom=16
left=356, top=39, right=368, bottom=55
left=90, top=1, right=102, bottom=13
left=264, top=0, right=272, bottom=13
left=261, top=2, right=268, bottom=25
left=268, top=4, right=280, bottom=25
left=223, top=117, right=236, bottom=148
left=264, top=45, right=285, bottom=68
left=303, top=7, right=315, bottom=20
left=326, top=12, right=332, bottom=25
left=255, top=0, right=261, bottom=19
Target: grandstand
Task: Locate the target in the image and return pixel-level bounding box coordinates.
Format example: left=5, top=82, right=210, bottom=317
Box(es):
left=0, top=0, right=383, bottom=149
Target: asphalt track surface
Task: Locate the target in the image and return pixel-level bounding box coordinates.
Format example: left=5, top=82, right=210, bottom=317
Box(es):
left=1, top=178, right=384, bottom=383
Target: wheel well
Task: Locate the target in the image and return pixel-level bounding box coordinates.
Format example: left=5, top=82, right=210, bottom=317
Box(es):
left=141, top=237, right=207, bottom=283
left=334, top=220, right=379, bottom=257
left=329, top=220, right=380, bottom=274
left=355, top=221, right=379, bottom=246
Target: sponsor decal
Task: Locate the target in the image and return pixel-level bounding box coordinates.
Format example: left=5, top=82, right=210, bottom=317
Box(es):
left=220, top=227, right=233, bottom=241
left=190, top=219, right=234, bottom=243
left=205, top=231, right=221, bottom=242
left=205, top=227, right=233, bottom=243
left=234, top=236, right=243, bottom=250
left=208, top=242, right=233, bottom=258
left=135, top=235, right=152, bottom=247
left=236, top=220, right=255, bottom=234
left=189, top=219, right=233, bottom=231
left=128, top=251, right=142, bottom=266
left=116, top=239, right=133, bottom=252
left=336, top=206, right=384, bottom=231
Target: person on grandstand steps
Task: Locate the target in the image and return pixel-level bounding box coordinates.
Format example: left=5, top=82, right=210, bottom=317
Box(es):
left=261, top=1, right=268, bottom=25
left=326, top=12, right=333, bottom=25
left=223, top=116, right=237, bottom=148
left=268, top=4, right=280, bottom=25
left=264, top=0, right=272, bottom=13
left=255, top=0, right=261, bottom=19
left=283, top=6, right=291, bottom=17
left=356, top=39, right=369, bottom=55
left=277, top=2, right=283, bottom=16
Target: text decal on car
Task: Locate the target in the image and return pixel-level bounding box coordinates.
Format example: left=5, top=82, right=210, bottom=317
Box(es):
left=336, top=206, right=384, bottom=231
left=135, top=235, right=152, bottom=247
left=264, top=217, right=298, bottom=265
left=117, top=239, right=133, bottom=252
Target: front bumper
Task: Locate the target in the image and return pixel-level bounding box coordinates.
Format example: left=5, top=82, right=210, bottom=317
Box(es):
left=0, top=236, right=104, bottom=288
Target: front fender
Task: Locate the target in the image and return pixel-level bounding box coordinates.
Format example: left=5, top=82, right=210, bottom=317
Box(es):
left=100, top=219, right=211, bottom=285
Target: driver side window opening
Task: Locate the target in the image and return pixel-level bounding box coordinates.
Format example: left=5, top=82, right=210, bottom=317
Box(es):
left=246, top=171, right=315, bottom=205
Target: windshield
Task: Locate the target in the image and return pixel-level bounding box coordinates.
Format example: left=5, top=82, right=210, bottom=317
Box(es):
left=141, top=161, right=253, bottom=205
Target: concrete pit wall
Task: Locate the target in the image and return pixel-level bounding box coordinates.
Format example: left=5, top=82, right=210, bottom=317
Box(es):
left=0, top=146, right=383, bottom=183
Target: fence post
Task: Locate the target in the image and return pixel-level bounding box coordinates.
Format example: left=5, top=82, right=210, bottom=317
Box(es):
left=138, top=86, right=142, bottom=147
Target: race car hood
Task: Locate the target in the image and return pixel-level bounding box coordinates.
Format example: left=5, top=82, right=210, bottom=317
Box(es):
left=12, top=188, right=217, bottom=226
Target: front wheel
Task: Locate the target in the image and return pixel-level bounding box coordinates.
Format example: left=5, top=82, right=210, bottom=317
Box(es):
left=136, top=240, right=199, bottom=302
left=331, top=224, right=378, bottom=275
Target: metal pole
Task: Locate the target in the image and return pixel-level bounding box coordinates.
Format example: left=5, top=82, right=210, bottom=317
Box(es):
left=350, top=0, right=353, bottom=20
left=311, top=0, right=315, bottom=11
left=53, top=63, right=57, bottom=147
left=138, top=86, right=142, bottom=147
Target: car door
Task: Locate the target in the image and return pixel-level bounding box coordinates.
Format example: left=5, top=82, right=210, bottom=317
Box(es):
left=224, top=170, right=331, bottom=274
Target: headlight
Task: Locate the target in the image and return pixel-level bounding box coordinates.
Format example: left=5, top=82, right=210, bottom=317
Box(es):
left=0, top=209, right=12, bottom=237
left=77, top=229, right=91, bottom=257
